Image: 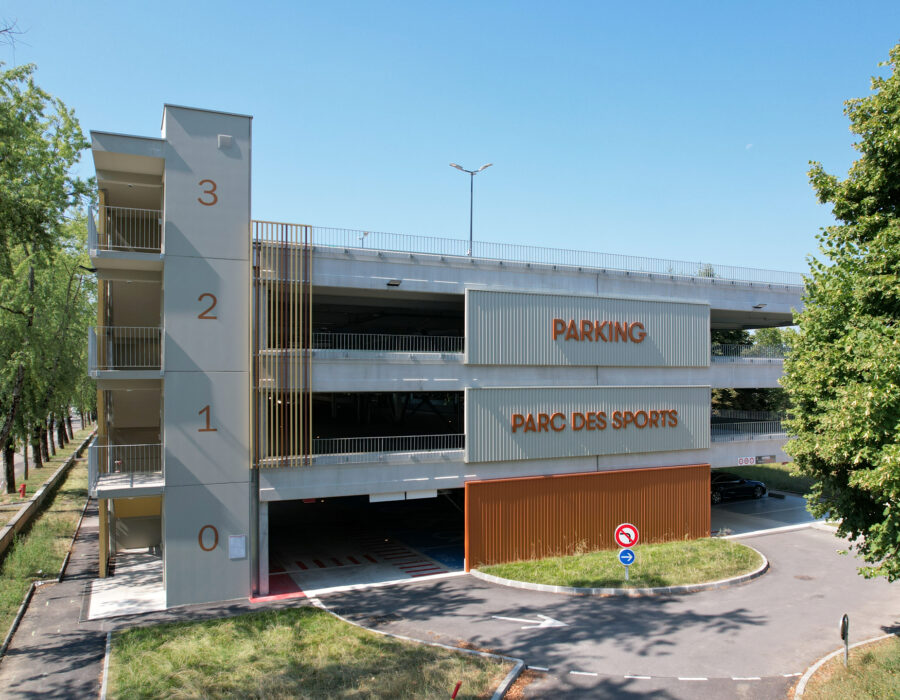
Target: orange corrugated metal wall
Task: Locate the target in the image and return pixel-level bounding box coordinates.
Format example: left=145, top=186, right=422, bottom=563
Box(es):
left=464, top=464, right=711, bottom=569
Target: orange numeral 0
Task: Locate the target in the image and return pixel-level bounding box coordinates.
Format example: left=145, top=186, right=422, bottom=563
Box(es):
left=198, top=179, right=218, bottom=206
left=198, top=405, right=217, bottom=432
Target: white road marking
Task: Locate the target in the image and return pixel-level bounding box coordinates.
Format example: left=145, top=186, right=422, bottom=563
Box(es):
left=491, top=613, right=567, bottom=630
left=624, top=675, right=652, bottom=680
left=783, top=672, right=802, bottom=677
left=732, top=676, right=762, bottom=681
left=528, top=666, right=550, bottom=672
left=724, top=522, right=825, bottom=539
left=569, top=671, right=598, bottom=677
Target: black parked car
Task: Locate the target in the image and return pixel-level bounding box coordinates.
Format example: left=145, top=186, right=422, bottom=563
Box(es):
left=711, top=471, right=767, bottom=504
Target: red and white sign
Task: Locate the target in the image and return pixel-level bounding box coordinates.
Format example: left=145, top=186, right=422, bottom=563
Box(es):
left=737, top=456, right=756, bottom=466
left=614, top=522, right=640, bottom=548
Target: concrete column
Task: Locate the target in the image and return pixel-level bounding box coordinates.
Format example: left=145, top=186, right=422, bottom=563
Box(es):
left=259, top=500, right=269, bottom=596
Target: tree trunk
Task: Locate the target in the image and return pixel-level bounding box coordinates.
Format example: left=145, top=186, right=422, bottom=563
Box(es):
left=57, top=418, right=67, bottom=448
left=66, top=415, right=74, bottom=440
left=48, top=417, right=56, bottom=456
left=31, top=432, right=43, bottom=469
left=40, top=426, right=50, bottom=461
left=3, top=439, right=15, bottom=495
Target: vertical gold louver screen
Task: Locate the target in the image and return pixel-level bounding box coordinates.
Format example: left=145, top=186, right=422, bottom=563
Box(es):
left=252, top=222, right=313, bottom=468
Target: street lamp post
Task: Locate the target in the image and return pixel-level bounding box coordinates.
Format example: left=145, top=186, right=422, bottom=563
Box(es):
left=450, top=162, right=492, bottom=256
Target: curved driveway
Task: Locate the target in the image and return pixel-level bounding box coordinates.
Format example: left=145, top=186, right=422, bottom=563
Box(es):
left=318, top=525, right=898, bottom=699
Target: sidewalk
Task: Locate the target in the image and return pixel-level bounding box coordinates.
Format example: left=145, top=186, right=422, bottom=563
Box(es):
left=0, top=501, right=107, bottom=698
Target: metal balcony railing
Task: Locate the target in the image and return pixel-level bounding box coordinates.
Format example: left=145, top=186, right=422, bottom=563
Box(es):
left=710, top=421, right=786, bottom=442
left=88, top=205, right=162, bottom=253
left=312, top=433, right=464, bottom=455
left=298, top=225, right=804, bottom=288
left=711, top=343, right=789, bottom=361
left=310, top=332, right=464, bottom=353
left=88, top=326, right=163, bottom=371
left=88, top=443, right=163, bottom=494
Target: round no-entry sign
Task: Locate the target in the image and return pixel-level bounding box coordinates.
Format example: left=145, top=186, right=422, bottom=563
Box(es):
left=614, top=523, right=640, bottom=548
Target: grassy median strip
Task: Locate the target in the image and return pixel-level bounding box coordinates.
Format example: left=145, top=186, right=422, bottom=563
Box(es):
left=0, top=426, right=94, bottom=505
left=0, top=456, right=88, bottom=635
left=803, top=635, right=899, bottom=700
left=108, top=607, right=512, bottom=699
left=723, top=462, right=814, bottom=495
left=479, top=538, right=762, bottom=589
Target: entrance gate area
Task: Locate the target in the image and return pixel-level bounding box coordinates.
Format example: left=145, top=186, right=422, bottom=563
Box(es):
left=264, top=492, right=465, bottom=597
left=464, top=464, right=711, bottom=568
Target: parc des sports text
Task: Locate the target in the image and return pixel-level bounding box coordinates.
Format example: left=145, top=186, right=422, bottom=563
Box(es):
left=510, top=409, right=679, bottom=434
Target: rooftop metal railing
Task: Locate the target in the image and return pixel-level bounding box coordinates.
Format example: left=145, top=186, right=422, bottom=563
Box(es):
left=711, top=343, right=789, bottom=361
left=88, top=443, right=163, bottom=495
left=312, top=433, right=465, bottom=455
left=88, top=205, right=162, bottom=253
left=88, top=326, right=163, bottom=371
left=711, top=409, right=785, bottom=422
left=297, top=225, right=804, bottom=288
left=710, top=421, right=786, bottom=442
left=310, top=332, right=464, bottom=353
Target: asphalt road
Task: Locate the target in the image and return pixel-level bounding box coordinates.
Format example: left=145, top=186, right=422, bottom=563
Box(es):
left=318, top=525, right=899, bottom=699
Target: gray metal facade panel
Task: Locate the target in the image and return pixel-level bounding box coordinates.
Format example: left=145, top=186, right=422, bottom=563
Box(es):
left=465, top=289, right=709, bottom=367
left=465, top=385, right=710, bottom=463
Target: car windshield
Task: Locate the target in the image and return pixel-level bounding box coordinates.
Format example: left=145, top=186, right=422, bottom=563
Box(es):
left=712, top=472, right=740, bottom=483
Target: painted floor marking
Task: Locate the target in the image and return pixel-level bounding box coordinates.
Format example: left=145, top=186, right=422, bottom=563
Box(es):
left=569, top=671, right=598, bottom=677
left=624, top=675, right=651, bottom=680
left=527, top=666, right=550, bottom=672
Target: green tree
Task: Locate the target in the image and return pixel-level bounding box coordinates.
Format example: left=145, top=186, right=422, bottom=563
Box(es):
left=784, top=43, right=900, bottom=581
left=0, top=63, right=92, bottom=478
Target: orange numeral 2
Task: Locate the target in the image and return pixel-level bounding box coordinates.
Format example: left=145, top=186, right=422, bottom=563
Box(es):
left=198, top=293, right=218, bottom=319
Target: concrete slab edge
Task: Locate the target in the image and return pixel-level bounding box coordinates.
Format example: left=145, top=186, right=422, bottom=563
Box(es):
left=100, top=630, right=112, bottom=700
left=470, top=544, right=769, bottom=597
left=793, top=632, right=897, bottom=698
left=309, top=596, right=526, bottom=699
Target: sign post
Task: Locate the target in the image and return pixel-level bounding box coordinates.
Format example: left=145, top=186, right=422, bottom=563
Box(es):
left=840, top=614, right=849, bottom=667
left=618, top=548, right=635, bottom=581
left=615, top=523, right=640, bottom=582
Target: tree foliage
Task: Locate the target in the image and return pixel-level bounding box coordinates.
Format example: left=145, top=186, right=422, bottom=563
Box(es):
left=0, top=63, right=94, bottom=491
left=783, top=43, right=900, bottom=581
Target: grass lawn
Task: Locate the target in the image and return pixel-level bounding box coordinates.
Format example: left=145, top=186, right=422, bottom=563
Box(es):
left=108, top=607, right=512, bottom=700
left=720, top=462, right=814, bottom=494
left=0, top=457, right=88, bottom=635
left=0, top=425, right=94, bottom=505
left=802, top=635, right=899, bottom=700
left=479, top=538, right=762, bottom=589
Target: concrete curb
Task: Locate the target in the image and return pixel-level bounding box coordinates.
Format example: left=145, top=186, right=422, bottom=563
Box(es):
left=793, top=632, right=897, bottom=698
left=310, top=597, right=526, bottom=699
left=470, top=544, right=769, bottom=597
left=100, top=631, right=112, bottom=700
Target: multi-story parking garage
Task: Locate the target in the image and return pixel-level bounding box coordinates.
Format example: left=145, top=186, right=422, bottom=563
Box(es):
left=87, top=105, right=802, bottom=608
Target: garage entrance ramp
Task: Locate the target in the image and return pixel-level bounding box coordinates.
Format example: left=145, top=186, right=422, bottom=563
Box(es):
left=269, top=532, right=458, bottom=596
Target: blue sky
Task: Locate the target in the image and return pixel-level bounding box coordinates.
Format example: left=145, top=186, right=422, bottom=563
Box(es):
left=3, top=2, right=899, bottom=272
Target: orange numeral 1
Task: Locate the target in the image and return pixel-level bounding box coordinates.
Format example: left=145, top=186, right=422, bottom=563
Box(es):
left=198, top=405, right=217, bottom=432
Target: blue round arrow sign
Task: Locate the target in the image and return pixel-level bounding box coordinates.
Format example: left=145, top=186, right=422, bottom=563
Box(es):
left=618, top=548, right=635, bottom=566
